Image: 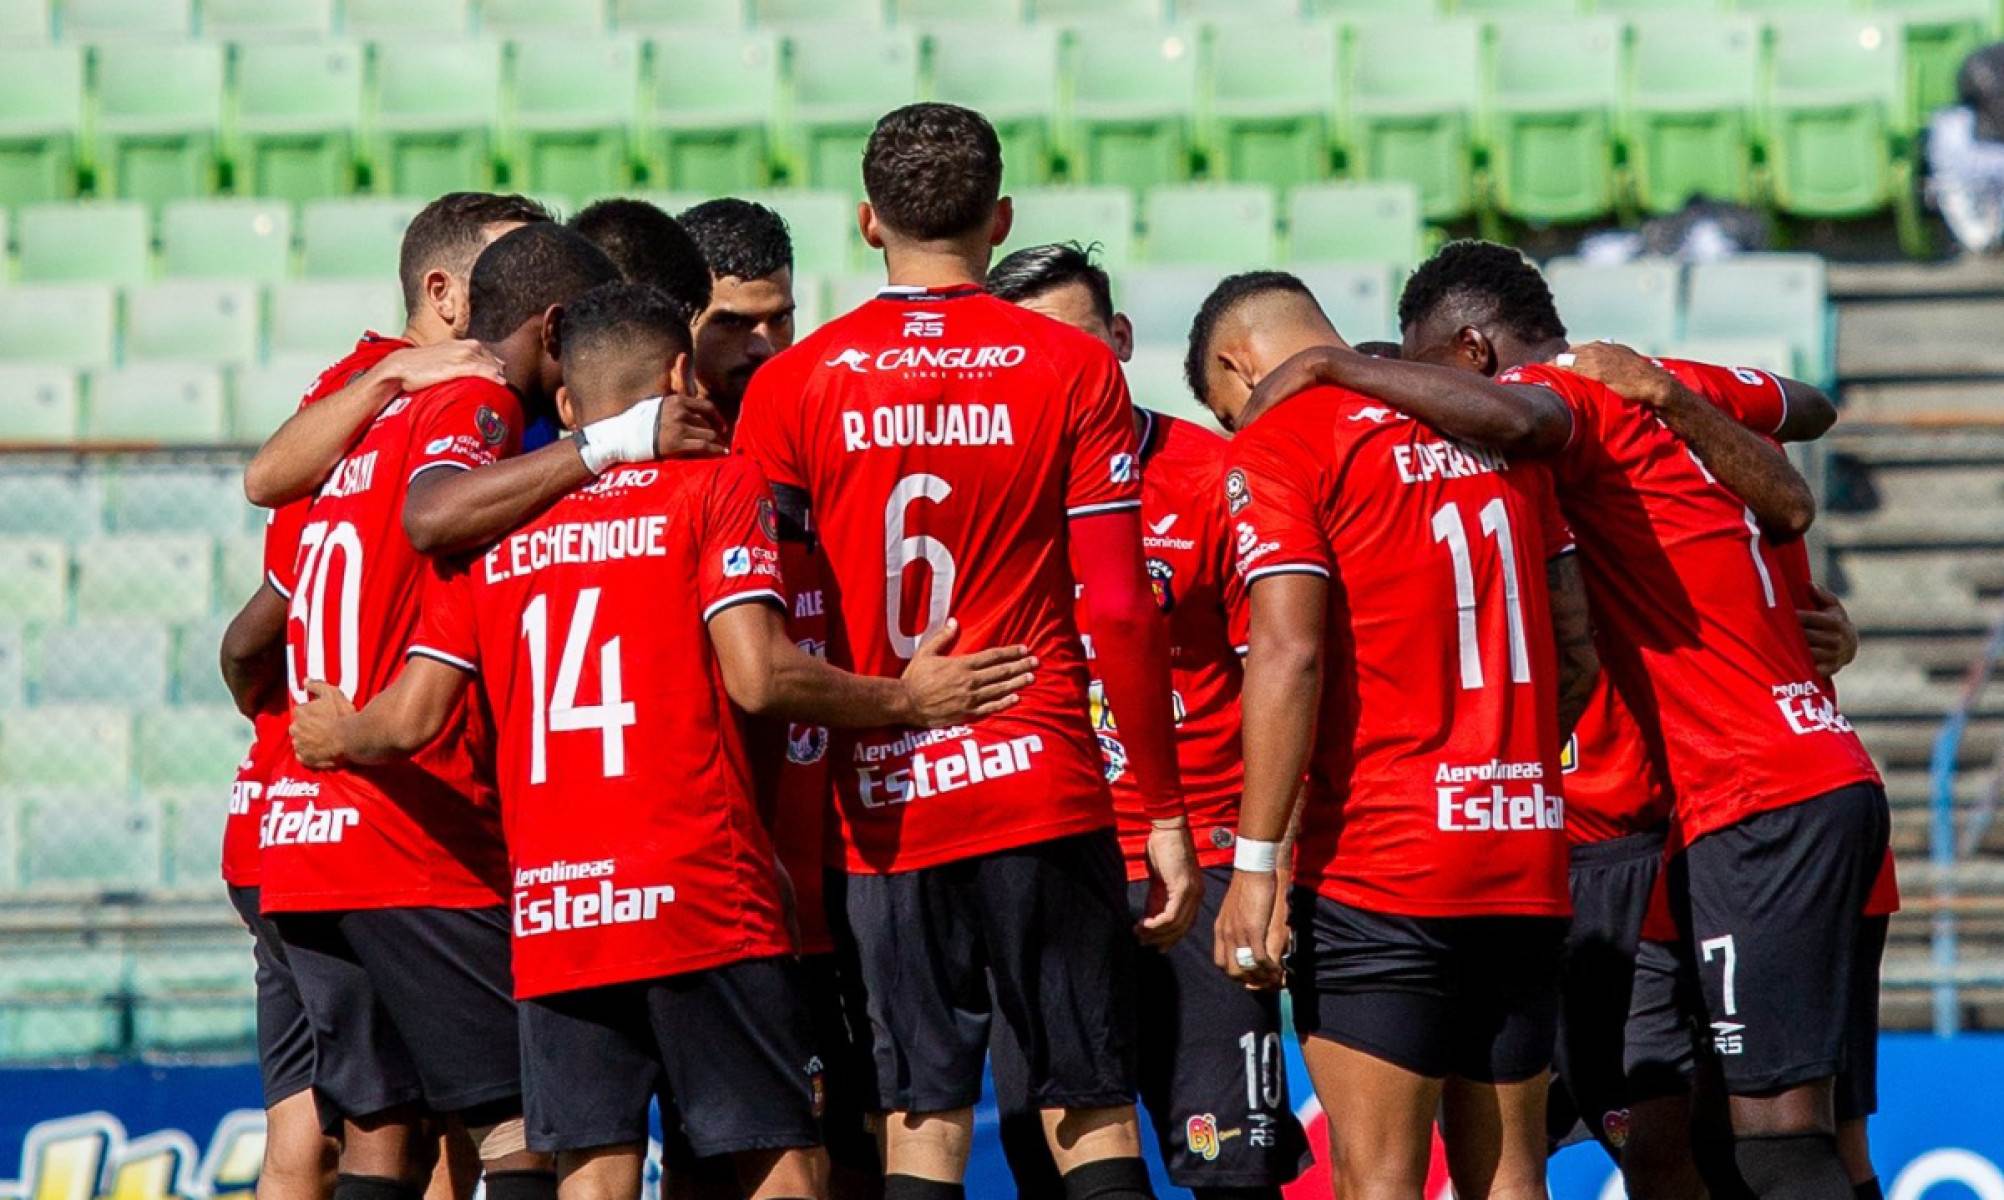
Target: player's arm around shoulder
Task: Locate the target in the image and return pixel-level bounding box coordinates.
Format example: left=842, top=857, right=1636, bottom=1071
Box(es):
left=1246, top=344, right=1573, bottom=455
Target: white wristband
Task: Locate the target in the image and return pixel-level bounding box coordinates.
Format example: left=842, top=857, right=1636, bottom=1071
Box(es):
left=1232, top=836, right=1279, bottom=873
left=577, top=396, right=663, bottom=474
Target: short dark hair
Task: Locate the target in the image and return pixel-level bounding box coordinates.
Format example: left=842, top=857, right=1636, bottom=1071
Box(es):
left=863, top=103, right=1003, bottom=242
left=1397, top=239, right=1566, bottom=345
left=986, top=242, right=1115, bottom=326
left=678, top=198, right=794, bottom=282
left=398, top=191, right=551, bottom=315
left=560, top=281, right=692, bottom=384
left=568, top=199, right=713, bottom=326
left=465, top=222, right=620, bottom=343
left=1184, top=270, right=1317, bottom=404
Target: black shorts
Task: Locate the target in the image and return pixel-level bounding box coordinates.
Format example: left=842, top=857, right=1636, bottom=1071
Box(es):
left=272, top=905, right=522, bottom=1122
left=1672, top=781, right=1890, bottom=1101
left=991, top=868, right=1312, bottom=1191
left=829, top=829, right=1138, bottom=1115
left=229, top=885, right=317, bottom=1109
left=520, top=956, right=822, bottom=1158
left=1289, top=891, right=1566, bottom=1084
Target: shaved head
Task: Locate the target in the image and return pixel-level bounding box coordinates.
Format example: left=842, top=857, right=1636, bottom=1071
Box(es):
left=1185, top=272, right=1341, bottom=430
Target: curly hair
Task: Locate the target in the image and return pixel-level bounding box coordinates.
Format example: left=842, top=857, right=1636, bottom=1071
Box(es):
left=1397, top=239, right=1566, bottom=345
left=863, top=103, right=1003, bottom=241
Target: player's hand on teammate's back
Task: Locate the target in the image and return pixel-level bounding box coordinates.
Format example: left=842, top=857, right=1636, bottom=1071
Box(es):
left=1137, top=818, right=1201, bottom=949
left=653, top=392, right=729, bottom=459
left=895, top=618, right=1038, bottom=728
left=1799, top=583, right=1860, bottom=677
left=290, top=680, right=357, bottom=769
left=380, top=339, right=508, bottom=394
left=1214, top=867, right=1286, bottom=990
left=1558, top=341, right=1677, bottom=409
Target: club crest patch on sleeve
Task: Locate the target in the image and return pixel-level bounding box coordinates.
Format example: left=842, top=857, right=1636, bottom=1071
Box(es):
left=475, top=405, right=509, bottom=446
left=1224, top=468, right=1250, bottom=514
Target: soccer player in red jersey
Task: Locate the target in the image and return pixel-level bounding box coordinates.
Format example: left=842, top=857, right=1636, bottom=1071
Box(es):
left=1245, top=242, right=1888, bottom=1200
left=1198, top=273, right=1593, bottom=1200
left=983, top=244, right=1310, bottom=1200
left=732, top=104, right=1200, bottom=1200
left=287, top=282, right=1037, bottom=1200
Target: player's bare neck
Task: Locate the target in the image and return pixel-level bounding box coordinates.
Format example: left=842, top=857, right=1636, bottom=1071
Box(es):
left=881, top=241, right=989, bottom=292
left=1519, top=335, right=1572, bottom=373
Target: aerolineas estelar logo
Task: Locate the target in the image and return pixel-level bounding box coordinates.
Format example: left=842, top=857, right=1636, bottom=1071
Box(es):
left=0, top=1112, right=265, bottom=1200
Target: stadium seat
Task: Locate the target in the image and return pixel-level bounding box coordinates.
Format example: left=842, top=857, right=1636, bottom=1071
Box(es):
left=1143, top=183, right=1276, bottom=265
left=999, top=185, right=1136, bottom=269
left=1762, top=17, right=1904, bottom=217
left=131, top=949, right=257, bottom=1050
left=1286, top=180, right=1422, bottom=267
left=124, top=282, right=262, bottom=364
left=0, top=707, right=131, bottom=790
left=61, top=0, right=190, bottom=38
left=300, top=196, right=420, bottom=279
left=1066, top=25, right=1201, bottom=192
left=369, top=39, right=503, bottom=196
left=1118, top=265, right=1217, bottom=345
left=734, top=189, right=853, bottom=275
left=0, top=0, right=50, bottom=41
left=894, top=0, right=1020, bottom=21
left=1121, top=345, right=1195, bottom=420
left=0, top=945, right=126, bottom=1059
left=0, top=43, right=81, bottom=209
left=110, top=467, right=252, bottom=537
left=645, top=30, right=780, bottom=191
left=1343, top=18, right=1481, bottom=220
left=217, top=531, right=262, bottom=603
left=343, top=0, right=469, bottom=34
left=482, top=0, right=607, bottom=31
left=1179, top=0, right=1301, bottom=17
left=1657, top=335, right=1794, bottom=378
left=21, top=791, right=161, bottom=891
left=0, top=538, right=66, bottom=624
left=85, top=365, right=229, bottom=445
left=787, top=29, right=922, bottom=189
left=201, top=0, right=334, bottom=38
left=613, top=0, right=744, bottom=29
left=751, top=0, right=880, bottom=26
left=925, top=24, right=1060, bottom=185
left=507, top=35, right=642, bottom=199
left=1305, top=0, right=1436, bottom=12
left=1455, top=0, right=1581, bottom=11
left=161, top=199, right=292, bottom=281
left=1864, top=0, right=1992, bottom=129
left=0, top=284, right=115, bottom=368
left=231, top=353, right=325, bottom=443
left=0, top=472, right=102, bottom=540
left=91, top=40, right=225, bottom=207
left=1295, top=262, right=1397, bottom=343
left=0, top=366, right=79, bottom=443
left=138, top=705, right=249, bottom=788
left=1684, top=254, right=1829, bottom=383
left=1483, top=17, right=1621, bottom=223
left=16, top=201, right=150, bottom=284
left=1205, top=20, right=1339, bottom=192
left=1623, top=16, right=1760, bottom=213
left=826, top=272, right=887, bottom=317
left=74, top=533, right=212, bottom=621
left=1546, top=256, right=1681, bottom=346
left=1030, top=0, right=1164, bottom=21
left=1593, top=0, right=1722, bottom=8
left=172, top=615, right=234, bottom=706
left=156, top=784, right=227, bottom=888
left=38, top=621, right=171, bottom=704
left=0, top=627, right=23, bottom=709
left=231, top=39, right=365, bottom=206
left=268, top=280, right=403, bottom=357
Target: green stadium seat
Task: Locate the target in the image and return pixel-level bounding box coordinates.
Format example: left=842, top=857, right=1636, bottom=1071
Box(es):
left=0, top=366, right=79, bottom=442
left=1179, top=0, right=1300, bottom=17
left=75, top=533, right=212, bottom=621
left=483, top=0, right=607, bottom=31
left=0, top=284, right=116, bottom=368
left=1206, top=20, right=1338, bottom=192
left=0, top=538, right=66, bottom=624
left=91, top=41, right=224, bottom=207
left=1118, top=265, right=1215, bottom=345
left=1483, top=17, right=1621, bottom=222
left=301, top=196, right=420, bottom=279
left=16, top=201, right=150, bottom=284
left=138, top=705, right=249, bottom=788
left=1121, top=345, right=1196, bottom=421
left=343, top=0, right=468, bottom=34
left=1684, top=254, right=1828, bottom=382
left=735, top=189, right=853, bottom=275
left=161, top=199, right=291, bottom=281
left=1623, top=16, right=1760, bottom=213
left=752, top=0, right=880, bottom=26
left=1067, top=25, right=1201, bottom=191
left=1030, top=0, right=1164, bottom=21
left=1295, top=262, right=1396, bottom=342
left=787, top=29, right=922, bottom=189
left=925, top=24, right=1059, bottom=185
left=826, top=272, right=886, bottom=317
left=1456, top=0, right=1580, bottom=11
left=156, top=784, right=227, bottom=888
left=1864, top=0, right=1992, bottom=128
left=85, top=365, right=228, bottom=444
left=507, top=35, right=642, bottom=199
left=0, top=473, right=101, bottom=539
left=999, top=185, right=1136, bottom=269
left=232, top=40, right=365, bottom=206
left=131, top=948, right=256, bottom=1050
left=613, top=0, right=743, bottom=28
left=125, top=282, right=262, bottom=364
left=369, top=39, right=502, bottom=196
left=1546, top=256, right=1681, bottom=346
left=0, top=945, right=127, bottom=1059
left=38, top=621, right=171, bottom=704
left=790, top=272, right=829, bottom=332
left=218, top=531, right=262, bottom=602
left=0, top=627, right=23, bottom=709
left=0, top=43, right=82, bottom=208
left=895, top=0, right=1020, bottom=21
left=1343, top=18, right=1481, bottom=220
left=62, top=0, right=191, bottom=37
left=172, top=615, right=234, bottom=706
left=1657, top=335, right=1794, bottom=377
left=0, top=0, right=51, bottom=41
left=1593, top=0, right=1721, bottom=9
left=1763, top=17, right=1904, bottom=217
left=1306, top=0, right=1436, bottom=12
left=231, top=353, right=324, bottom=443
left=202, top=0, right=334, bottom=38
left=1286, top=180, right=1422, bottom=266
left=645, top=30, right=779, bottom=191
left=1733, top=0, right=1844, bottom=8
left=1142, top=182, right=1275, bottom=265
left=21, top=791, right=161, bottom=891
left=1, top=707, right=131, bottom=789
left=268, top=280, right=403, bottom=357
left=111, top=467, right=252, bottom=537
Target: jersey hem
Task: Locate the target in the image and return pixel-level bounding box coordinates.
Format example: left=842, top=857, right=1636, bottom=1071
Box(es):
left=1674, top=766, right=1885, bottom=850
left=1300, top=879, right=1572, bottom=919
left=512, top=938, right=797, bottom=1001
left=257, top=885, right=508, bottom=913
left=834, top=810, right=1115, bottom=875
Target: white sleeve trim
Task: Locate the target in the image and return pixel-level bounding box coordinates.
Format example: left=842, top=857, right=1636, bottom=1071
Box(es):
left=409, top=644, right=478, bottom=675
left=702, top=589, right=787, bottom=623
left=266, top=570, right=292, bottom=601
left=1067, top=499, right=1143, bottom=518
left=1549, top=542, right=1578, bottom=560
left=1233, top=643, right=1250, bottom=657
left=1244, top=563, right=1331, bottom=584
left=407, top=459, right=473, bottom=485
left=1767, top=370, right=1790, bottom=436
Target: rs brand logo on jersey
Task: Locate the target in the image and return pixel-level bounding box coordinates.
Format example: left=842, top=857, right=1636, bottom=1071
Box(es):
left=722, top=547, right=752, bottom=577
left=902, top=311, right=944, bottom=338
left=1711, top=1020, right=1745, bottom=1056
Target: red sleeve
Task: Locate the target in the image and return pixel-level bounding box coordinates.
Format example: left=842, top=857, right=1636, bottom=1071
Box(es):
left=1500, top=363, right=1593, bottom=456
left=1072, top=508, right=1185, bottom=821
left=263, top=499, right=310, bottom=599
left=733, top=358, right=806, bottom=491
left=1658, top=358, right=1788, bottom=436
left=699, top=458, right=788, bottom=622
left=1532, top=468, right=1575, bottom=560
left=1065, top=341, right=1144, bottom=518
left=407, top=559, right=480, bottom=676
left=1225, top=434, right=1330, bottom=586
left=408, top=381, right=523, bottom=481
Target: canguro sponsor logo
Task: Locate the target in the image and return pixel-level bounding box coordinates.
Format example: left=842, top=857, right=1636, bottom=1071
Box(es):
left=825, top=345, right=1027, bottom=375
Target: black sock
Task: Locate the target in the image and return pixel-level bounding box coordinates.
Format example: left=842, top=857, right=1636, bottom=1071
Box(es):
left=333, top=1174, right=424, bottom=1200
left=1733, top=1135, right=1853, bottom=1200
left=484, top=1169, right=557, bottom=1200
left=1854, top=1179, right=1883, bottom=1200
left=1061, top=1156, right=1155, bottom=1200
left=883, top=1176, right=964, bottom=1200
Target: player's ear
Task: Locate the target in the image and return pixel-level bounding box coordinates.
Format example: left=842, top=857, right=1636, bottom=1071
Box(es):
left=857, top=201, right=886, bottom=251
left=555, top=384, right=579, bottom=431
left=1110, top=312, right=1134, bottom=363
left=540, top=304, right=565, bottom=361
left=1456, top=325, right=1498, bottom=377
left=666, top=350, right=694, bottom=398
left=988, top=196, right=1014, bottom=249
left=426, top=268, right=463, bottom=334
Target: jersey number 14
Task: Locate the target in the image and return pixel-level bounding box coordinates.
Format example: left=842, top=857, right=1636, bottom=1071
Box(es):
left=521, top=588, right=636, bottom=784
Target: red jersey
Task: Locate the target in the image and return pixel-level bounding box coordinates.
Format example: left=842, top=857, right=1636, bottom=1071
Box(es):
left=1506, top=359, right=1881, bottom=849
left=409, top=457, right=795, bottom=999
left=225, top=333, right=410, bottom=889
left=1086, top=410, right=1245, bottom=880
left=734, top=285, right=1139, bottom=874
left=1226, top=385, right=1573, bottom=918
left=772, top=539, right=835, bottom=955
left=260, top=376, right=520, bottom=913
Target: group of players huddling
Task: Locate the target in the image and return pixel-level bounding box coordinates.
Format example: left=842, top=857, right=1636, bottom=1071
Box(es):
left=214, top=101, right=1894, bottom=1200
